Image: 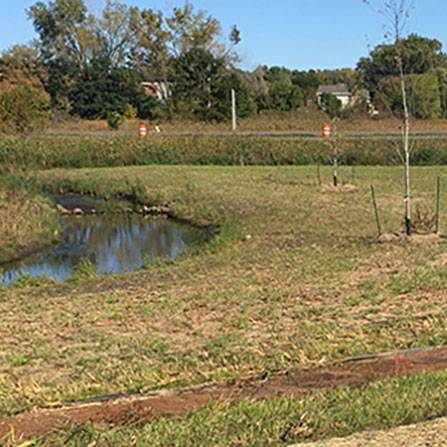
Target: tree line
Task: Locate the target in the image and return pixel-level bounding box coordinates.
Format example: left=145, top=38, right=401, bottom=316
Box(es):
left=1, top=0, right=447, bottom=133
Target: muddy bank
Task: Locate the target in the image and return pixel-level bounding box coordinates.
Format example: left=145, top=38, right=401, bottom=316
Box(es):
left=53, top=193, right=171, bottom=216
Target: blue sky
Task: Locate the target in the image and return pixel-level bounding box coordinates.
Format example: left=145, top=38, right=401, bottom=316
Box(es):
left=1, top=0, right=447, bottom=70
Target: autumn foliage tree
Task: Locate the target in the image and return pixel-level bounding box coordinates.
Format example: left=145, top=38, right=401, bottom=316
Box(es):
left=0, top=46, right=50, bottom=134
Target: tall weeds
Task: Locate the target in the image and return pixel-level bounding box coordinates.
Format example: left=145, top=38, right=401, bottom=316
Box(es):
left=2, top=135, right=447, bottom=170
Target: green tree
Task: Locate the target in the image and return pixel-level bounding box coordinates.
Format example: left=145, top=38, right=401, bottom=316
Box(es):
left=131, top=8, right=172, bottom=84
left=292, top=70, right=320, bottom=102
left=28, top=0, right=97, bottom=68
left=319, top=93, right=342, bottom=119
left=357, top=34, right=445, bottom=93
left=380, top=71, right=441, bottom=119
left=28, top=0, right=96, bottom=111
left=267, top=81, right=304, bottom=111
left=70, top=58, right=144, bottom=119
left=171, top=48, right=228, bottom=121
left=166, top=2, right=222, bottom=56
left=409, top=71, right=442, bottom=119
left=97, top=0, right=140, bottom=66
left=131, top=2, right=240, bottom=84
left=28, top=0, right=140, bottom=113
left=436, top=68, right=447, bottom=118
left=264, top=66, right=293, bottom=84
left=217, top=73, right=257, bottom=119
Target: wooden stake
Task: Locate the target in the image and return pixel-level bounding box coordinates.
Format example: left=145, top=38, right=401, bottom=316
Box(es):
left=332, top=142, right=338, bottom=187
left=371, top=185, right=382, bottom=237
left=317, top=162, right=322, bottom=187
left=435, top=176, right=441, bottom=234
left=332, top=125, right=338, bottom=187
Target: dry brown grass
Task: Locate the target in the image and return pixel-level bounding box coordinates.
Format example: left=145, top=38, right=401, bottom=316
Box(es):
left=0, top=188, right=58, bottom=263
left=48, top=106, right=447, bottom=133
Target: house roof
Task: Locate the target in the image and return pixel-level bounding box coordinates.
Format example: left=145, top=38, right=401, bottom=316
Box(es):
left=317, top=84, right=351, bottom=95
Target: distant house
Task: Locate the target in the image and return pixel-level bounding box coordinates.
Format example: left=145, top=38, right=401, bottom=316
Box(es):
left=141, top=81, right=171, bottom=103
left=316, top=84, right=352, bottom=109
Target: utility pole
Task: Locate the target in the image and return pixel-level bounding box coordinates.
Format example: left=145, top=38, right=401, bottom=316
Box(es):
left=231, top=89, right=237, bottom=131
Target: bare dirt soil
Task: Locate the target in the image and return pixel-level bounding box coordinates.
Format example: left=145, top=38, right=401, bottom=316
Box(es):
left=2, top=346, right=447, bottom=442
left=300, top=416, right=447, bottom=447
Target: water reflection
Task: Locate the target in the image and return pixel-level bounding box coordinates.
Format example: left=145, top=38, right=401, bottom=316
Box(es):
left=2, top=215, right=204, bottom=287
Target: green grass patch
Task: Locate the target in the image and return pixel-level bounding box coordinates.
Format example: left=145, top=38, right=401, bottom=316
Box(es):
left=33, top=371, right=447, bottom=447
left=389, top=266, right=447, bottom=295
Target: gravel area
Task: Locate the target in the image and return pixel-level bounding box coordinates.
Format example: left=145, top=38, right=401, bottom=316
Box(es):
left=297, top=417, right=447, bottom=447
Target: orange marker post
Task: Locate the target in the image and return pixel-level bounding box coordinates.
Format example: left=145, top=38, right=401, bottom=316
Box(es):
left=322, top=123, right=331, bottom=139
left=139, top=123, right=147, bottom=138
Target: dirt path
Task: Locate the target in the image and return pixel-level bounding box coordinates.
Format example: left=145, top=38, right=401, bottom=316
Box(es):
left=2, top=346, right=447, bottom=442
left=300, top=416, right=447, bottom=447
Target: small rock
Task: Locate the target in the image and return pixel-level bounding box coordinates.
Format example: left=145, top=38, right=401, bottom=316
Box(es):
left=56, top=204, right=70, bottom=215
left=143, top=205, right=170, bottom=215
left=72, top=208, right=84, bottom=215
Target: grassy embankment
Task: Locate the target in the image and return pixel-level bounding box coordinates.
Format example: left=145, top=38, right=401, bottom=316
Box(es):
left=0, top=186, right=58, bottom=264
left=2, top=163, right=447, bottom=445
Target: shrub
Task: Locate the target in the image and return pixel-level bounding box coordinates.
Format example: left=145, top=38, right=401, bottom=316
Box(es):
left=0, top=81, right=50, bottom=134
left=106, top=112, right=124, bottom=130
left=123, top=103, right=138, bottom=120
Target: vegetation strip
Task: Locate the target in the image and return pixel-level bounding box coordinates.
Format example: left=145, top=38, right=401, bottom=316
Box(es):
left=5, top=135, right=447, bottom=170
left=3, top=345, right=447, bottom=441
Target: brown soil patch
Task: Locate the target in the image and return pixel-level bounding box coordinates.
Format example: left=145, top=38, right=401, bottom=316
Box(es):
left=301, top=416, right=447, bottom=447
left=2, top=346, right=447, bottom=442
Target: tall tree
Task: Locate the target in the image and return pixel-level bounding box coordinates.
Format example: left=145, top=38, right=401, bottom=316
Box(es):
left=358, top=34, right=445, bottom=94
left=131, top=8, right=171, bottom=85
left=171, top=48, right=232, bottom=121
left=28, top=0, right=97, bottom=111
left=363, top=0, right=414, bottom=236
left=28, top=0, right=97, bottom=67
left=166, top=2, right=222, bottom=57
left=97, top=0, right=140, bottom=66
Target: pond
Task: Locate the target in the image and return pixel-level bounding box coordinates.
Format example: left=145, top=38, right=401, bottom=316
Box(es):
left=1, top=213, right=206, bottom=287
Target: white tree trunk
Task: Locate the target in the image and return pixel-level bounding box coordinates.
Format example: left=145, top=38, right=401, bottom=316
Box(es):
left=399, top=57, right=411, bottom=235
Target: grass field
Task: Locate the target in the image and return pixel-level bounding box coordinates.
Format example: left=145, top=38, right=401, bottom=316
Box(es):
left=2, top=164, right=447, bottom=445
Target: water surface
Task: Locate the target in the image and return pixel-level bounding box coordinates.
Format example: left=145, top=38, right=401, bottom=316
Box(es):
left=2, top=214, right=204, bottom=287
